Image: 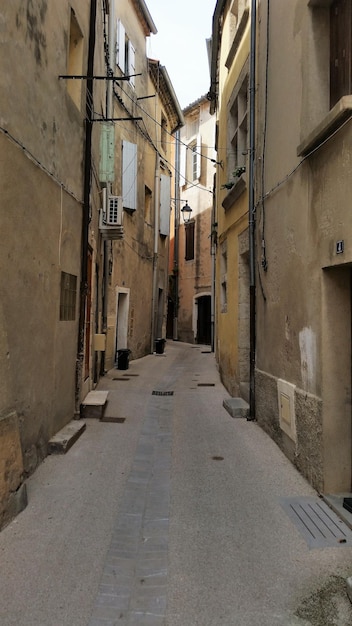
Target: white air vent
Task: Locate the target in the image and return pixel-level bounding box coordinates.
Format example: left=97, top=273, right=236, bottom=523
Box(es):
left=106, top=195, right=123, bottom=225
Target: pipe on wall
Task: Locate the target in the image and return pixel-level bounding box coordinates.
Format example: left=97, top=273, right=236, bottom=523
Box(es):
left=248, top=0, right=257, bottom=421
left=75, top=0, right=97, bottom=414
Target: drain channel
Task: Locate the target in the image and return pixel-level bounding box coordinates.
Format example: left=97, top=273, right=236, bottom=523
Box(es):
left=152, top=390, right=174, bottom=396
left=280, top=496, right=352, bottom=549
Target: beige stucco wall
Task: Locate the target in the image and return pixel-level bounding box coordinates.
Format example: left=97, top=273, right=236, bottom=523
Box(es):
left=0, top=134, right=82, bottom=474
left=177, top=98, right=215, bottom=344
left=215, top=7, right=250, bottom=398
left=255, top=0, right=352, bottom=493
left=104, top=2, right=174, bottom=368
left=0, top=2, right=107, bottom=526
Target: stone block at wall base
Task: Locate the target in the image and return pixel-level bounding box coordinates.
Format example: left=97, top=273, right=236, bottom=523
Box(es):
left=0, top=411, right=27, bottom=531
left=0, top=483, right=27, bottom=531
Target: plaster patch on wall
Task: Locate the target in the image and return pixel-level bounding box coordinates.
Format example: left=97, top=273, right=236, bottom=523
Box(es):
left=299, top=327, right=317, bottom=393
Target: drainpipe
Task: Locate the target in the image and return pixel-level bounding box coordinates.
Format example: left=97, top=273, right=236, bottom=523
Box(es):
left=75, top=0, right=97, bottom=414
left=248, top=0, right=257, bottom=420
left=173, top=131, right=180, bottom=340
left=211, top=178, right=216, bottom=352
left=101, top=0, right=115, bottom=375
left=151, top=154, right=160, bottom=352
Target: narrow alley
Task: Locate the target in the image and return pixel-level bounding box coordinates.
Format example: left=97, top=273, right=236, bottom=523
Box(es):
left=1, top=342, right=352, bottom=626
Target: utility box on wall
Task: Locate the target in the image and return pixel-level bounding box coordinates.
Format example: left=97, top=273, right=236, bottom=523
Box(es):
left=94, top=334, right=106, bottom=351
left=277, top=379, right=297, bottom=443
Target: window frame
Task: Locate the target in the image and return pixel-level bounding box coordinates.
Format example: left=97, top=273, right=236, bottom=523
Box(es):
left=60, top=271, right=77, bottom=321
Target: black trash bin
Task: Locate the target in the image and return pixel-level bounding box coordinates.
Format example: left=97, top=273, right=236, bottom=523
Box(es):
left=155, top=338, right=166, bottom=354
left=116, top=348, right=131, bottom=370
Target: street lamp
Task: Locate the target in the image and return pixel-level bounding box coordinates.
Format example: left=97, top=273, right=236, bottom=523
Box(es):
left=181, top=201, right=192, bottom=223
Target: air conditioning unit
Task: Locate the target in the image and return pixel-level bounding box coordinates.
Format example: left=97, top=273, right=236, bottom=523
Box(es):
left=106, top=195, right=123, bottom=225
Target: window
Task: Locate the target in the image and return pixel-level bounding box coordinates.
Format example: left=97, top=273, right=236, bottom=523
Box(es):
left=122, top=140, right=137, bottom=211
left=116, top=20, right=136, bottom=87
left=228, top=74, right=248, bottom=180
left=160, top=173, right=171, bottom=236
left=185, top=112, right=200, bottom=139
left=186, top=135, right=201, bottom=183
left=185, top=221, right=195, bottom=261
left=67, top=10, right=84, bottom=108
left=220, top=241, right=227, bottom=313
left=298, top=0, right=352, bottom=155
left=330, top=0, right=352, bottom=107
left=60, top=272, right=77, bottom=320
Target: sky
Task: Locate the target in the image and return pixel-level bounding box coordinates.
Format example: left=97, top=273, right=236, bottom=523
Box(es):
left=145, top=0, right=216, bottom=109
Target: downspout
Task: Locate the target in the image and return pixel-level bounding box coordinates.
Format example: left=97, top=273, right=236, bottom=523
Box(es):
left=75, top=0, right=97, bottom=414
left=248, top=0, right=257, bottom=420
left=151, top=154, right=160, bottom=352
left=101, top=0, right=115, bottom=375
left=211, top=176, right=216, bottom=352
left=173, top=130, right=180, bottom=340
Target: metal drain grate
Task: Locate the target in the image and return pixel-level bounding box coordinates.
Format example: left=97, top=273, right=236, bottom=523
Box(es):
left=100, top=416, right=126, bottom=423
left=280, top=496, right=352, bottom=549
left=197, top=383, right=215, bottom=387
left=152, top=390, right=174, bottom=396
left=112, top=378, right=130, bottom=381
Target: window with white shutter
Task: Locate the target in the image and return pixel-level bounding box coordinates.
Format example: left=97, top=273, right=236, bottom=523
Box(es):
left=180, top=144, right=187, bottom=186
left=116, top=20, right=125, bottom=70
left=122, top=140, right=137, bottom=211
left=116, top=19, right=136, bottom=89
left=128, top=40, right=136, bottom=87
left=160, top=174, right=171, bottom=236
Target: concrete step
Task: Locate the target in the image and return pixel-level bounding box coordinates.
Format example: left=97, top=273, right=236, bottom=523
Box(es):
left=223, top=397, right=249, bottom=419
left=80, top=390, right=109, bottom=419
left=48, top=420, right=86, bottom=454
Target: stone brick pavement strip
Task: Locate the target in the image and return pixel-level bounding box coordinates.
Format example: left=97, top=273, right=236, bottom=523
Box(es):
left=88, top=392, right=172, bottom=626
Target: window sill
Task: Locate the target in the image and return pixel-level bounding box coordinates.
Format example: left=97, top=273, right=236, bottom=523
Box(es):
left=222, top=174, right=246, bottom=210
left=297, top=96, right=352, bottom=157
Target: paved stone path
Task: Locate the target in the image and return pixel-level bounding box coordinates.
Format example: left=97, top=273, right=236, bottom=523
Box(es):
left=89, top=392, right=173, bottom=625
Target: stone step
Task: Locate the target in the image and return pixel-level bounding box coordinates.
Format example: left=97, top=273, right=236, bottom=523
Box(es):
left=48, top=420, right=86, bottom=454
left=80, top=390, right=109, bottom=419
left=223, top=397, right=249, bottom=419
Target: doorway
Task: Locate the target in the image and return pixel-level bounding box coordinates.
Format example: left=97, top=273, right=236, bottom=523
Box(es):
left=322, top=265, right=352, bottom=492
left=115, top=289, right=129, bottom=363
left=197, top=295, right=211, bottom=344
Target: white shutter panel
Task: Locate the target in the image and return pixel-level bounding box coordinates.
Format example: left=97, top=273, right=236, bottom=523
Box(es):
left=122, top=140, right=137, bottom=211
left=180, top=144, right=186, bottom=186
left=196, top=133, right=201, bottom=180
left=128, top=41, right=136, bottom=87
left=116, top=20, right=125, bottom=70
left=159, top=174, right=171, bottom=236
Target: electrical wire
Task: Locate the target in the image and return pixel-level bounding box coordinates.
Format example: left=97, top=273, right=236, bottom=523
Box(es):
left=256, top=113, right=352, bottom=208
left=0, top=125, right=83, bottom=203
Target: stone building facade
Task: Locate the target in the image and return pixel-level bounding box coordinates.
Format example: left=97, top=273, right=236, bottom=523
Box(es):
left=170, top=96, right=215, bottom=346
left=0, top=0, right=182, bottom=529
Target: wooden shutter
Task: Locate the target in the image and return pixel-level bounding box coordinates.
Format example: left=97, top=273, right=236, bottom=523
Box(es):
left=122, top=140, right=137, bottom=211
left=128, top=40, right=136, bottom=87
left=195, top=133, right=202, bottom=180
left=116, top=20, right=125, bottom=70
left=180, top=144, right=186, bottom=186
left=99, top=122, right=115, bottom=183
left=185, top=221, right=195, bottom=261
left=159, top=174, right=171, bottom=236
left=330, top=0, right=352, bottom=107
